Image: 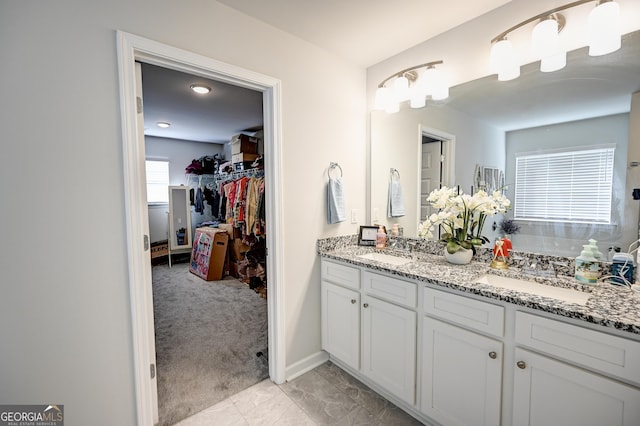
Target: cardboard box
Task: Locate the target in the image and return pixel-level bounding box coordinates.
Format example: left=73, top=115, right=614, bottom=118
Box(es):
left=232, top=152, right=259, bottom=164
left=218, top=223, right=242, bottom=240
left=230, top=238, right=251, bottom=261
left=189, top=228, right=229, bottom=281
left=228, top=261, right=240, bottom=278
left=231, top=134, right=258, bottom=155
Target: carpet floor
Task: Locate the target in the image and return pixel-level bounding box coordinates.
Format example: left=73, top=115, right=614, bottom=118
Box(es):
left=152, top=262, right=269, bottom=426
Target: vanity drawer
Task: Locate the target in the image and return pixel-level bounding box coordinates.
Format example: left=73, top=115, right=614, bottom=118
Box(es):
left=423, top=287, right=505, bottom=337
left=363, top=271, right=417, bottom=309
left=515, top=311, right=640, bottom=384
left=321, top=259, right=360, bottom=290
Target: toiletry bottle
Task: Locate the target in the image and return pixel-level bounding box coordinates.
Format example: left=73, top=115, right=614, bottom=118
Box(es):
left=588, top=239, right=603, bottom=260
left=575, top=244, right=600, bottom=284
left=375, top=226, right=387, bottom=249
left=611, top=253, right=635, bottom=285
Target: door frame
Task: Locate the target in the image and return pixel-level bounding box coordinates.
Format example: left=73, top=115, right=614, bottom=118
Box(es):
left=417, top=125, right=456, bottom=223
left=116, top=31, right=286, bottom=426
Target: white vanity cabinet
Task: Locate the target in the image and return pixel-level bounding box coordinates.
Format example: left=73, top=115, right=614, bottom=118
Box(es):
left=320, top=255, right=640, bottom=426
left=362, top=271, right=417, bottom=405
left=320, top=260, right=417, bottom=405
left=512, top=312, right=640, bottom=426
left=321, top=260, right=360, bottom=371
left=421, top=288, right=504, bottom=426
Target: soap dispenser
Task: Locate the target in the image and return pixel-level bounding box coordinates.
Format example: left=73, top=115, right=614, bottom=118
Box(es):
left=575, top=244, right=600, bottom=284
left=588, top=239, right=603, bottom=260
left=375, top=226, right=387, bottom=249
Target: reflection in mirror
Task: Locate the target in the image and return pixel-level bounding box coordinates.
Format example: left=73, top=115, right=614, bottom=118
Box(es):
left=370, top=31, right=640, bottom=256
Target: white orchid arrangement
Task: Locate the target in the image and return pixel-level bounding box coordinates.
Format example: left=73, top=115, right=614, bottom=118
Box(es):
left=418, top=186, right=511, bottom=254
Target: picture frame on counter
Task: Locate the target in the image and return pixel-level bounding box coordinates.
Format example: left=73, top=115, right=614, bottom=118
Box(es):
left=358, top=225, right=384, bottom=246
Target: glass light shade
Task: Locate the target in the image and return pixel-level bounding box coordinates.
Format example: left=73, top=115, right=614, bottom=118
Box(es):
left=490, top=39, right=520, bottom=81
left=432, top=85, right=450, bottom=101
left=490, top=39, right=513, bottom=74
left=394, top=75, right=411, bottom=102
left=385, top=99, right=400, bottom=114
left=532, top=18, right=560, bottom=60
left=587, top=1, right=621, bottom=56
left=540, top=51, right=566, bottom=72
left=373, top=86, right=389, bottom=110
left=409, top=88, right=426, bottom=108
left=498, top=64, right=520, bottom=81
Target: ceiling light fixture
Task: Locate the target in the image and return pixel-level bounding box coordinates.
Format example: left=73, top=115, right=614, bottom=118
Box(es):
left=373, top=60, right=449, bottom=113
left=490, top=0, right=621, bottom=80
left=157, top=121, right=171, bottom=128
left=190, top=84, right=212, bottom=94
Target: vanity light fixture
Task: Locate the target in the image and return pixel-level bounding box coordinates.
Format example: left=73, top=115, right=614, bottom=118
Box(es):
left=157, top=121, right=171, bottom=128
left=490, top=0, right=621, bottom=81
left=373, top=60, right=449, bottom=113
left=190, top=84, right=211, bottom=94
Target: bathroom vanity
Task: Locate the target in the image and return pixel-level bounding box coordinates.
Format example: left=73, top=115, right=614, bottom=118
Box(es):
left=318, top=237, right=640, bottom=426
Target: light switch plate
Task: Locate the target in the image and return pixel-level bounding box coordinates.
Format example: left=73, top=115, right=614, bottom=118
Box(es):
left=351, top=209, right=358, bottom=224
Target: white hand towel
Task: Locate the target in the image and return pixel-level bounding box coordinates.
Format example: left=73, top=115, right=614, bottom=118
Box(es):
left=388, top=179, right=405, bottom=217
left=327, top=176, right=346, bottom=224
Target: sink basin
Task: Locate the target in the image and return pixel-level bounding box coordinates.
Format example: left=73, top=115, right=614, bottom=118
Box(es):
left=475, top=274, right=591, bottom=306
left=358, top=252, right=412, bottom=266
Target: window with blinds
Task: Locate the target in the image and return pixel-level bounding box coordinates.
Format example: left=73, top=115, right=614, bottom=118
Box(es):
left=514, top=147, right=615, bottom=224
left=145, top=160, right=170, bottom=204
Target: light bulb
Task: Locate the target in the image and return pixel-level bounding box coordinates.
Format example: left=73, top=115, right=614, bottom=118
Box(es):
left=532, top=18, right=560, bottom=60
left=587, top=1, right=621, bottom=56
left=393, top=75, right=410, bottom=102
left=490, top=39, right=520, bottom=80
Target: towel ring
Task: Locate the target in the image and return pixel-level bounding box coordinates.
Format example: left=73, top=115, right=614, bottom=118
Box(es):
left=390, top=168, right=400, bottom=179
left=329, top=162, right=343, bottom=178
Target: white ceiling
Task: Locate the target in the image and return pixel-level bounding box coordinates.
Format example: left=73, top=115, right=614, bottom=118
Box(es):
left=216, top=0, right=511, bottom=68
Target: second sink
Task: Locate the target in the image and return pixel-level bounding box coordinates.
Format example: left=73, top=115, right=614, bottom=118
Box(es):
left=475, top=274, right=591, bottom=306
left=358, top=252, right=413, bottom=266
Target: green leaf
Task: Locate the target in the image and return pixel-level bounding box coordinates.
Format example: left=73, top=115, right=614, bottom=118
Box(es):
left=446, top=241, right=461, bottom=254
left=470, top=238, right=483, bottom=246
left=460, top=241, right=473, bottom=250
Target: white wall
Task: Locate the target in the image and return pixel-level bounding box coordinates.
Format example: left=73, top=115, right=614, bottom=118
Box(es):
left=0, top=1, right=366, bottom=424
left=505, top=114, right=630, bottom=256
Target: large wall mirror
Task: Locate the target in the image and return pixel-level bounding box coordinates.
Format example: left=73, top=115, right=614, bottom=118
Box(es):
left=370, top=30, right=640, bottom=256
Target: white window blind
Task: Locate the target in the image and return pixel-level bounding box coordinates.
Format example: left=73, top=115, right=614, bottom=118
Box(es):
left=145, top=160, right=170, bottom=204
left=514, top=147, right=614, bottom=224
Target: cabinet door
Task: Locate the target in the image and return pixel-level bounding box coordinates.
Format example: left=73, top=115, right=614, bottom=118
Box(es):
left=421, top=316, right=503, bottom=426
left=513, top=348, right=640, bottom=426
left=362, top=296, right=416, bottom=405
left=321, top=281, right=360, bottom=370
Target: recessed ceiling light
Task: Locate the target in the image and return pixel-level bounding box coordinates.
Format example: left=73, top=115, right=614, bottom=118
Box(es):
left=157, top=121, right=171, bottom=128
left=190, top=84, right=211, bottom=94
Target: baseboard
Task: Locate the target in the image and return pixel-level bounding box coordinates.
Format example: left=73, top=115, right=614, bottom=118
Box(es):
left=285, top=350, right=329, bottom=382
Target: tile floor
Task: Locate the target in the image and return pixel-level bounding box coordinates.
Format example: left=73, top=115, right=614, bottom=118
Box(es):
left=175, top=361, right=426, bottom=425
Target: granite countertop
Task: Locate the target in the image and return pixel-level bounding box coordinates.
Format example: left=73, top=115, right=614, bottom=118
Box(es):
left=318, top=239, right=640, bottom=336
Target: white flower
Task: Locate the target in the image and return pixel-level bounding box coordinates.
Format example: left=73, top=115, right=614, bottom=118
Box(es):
left=417, top=185, right=512, bottom=248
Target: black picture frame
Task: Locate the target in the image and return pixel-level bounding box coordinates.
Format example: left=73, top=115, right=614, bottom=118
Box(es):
left=358, top=225, right=384, bottom=246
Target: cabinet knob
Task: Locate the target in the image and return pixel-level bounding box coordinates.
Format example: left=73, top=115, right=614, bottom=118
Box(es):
left=488, top=351, right=497, bottom=359
left=351, top=299, right=357, bottom=304
left=516, top=361, right=526, bottom=369
left=363, top=303, right=369, bottom=308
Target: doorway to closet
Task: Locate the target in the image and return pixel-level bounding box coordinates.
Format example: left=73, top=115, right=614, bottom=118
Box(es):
left=116, top=30, right=286, bottom=426
left=141, top=62, right=269, bottom=426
